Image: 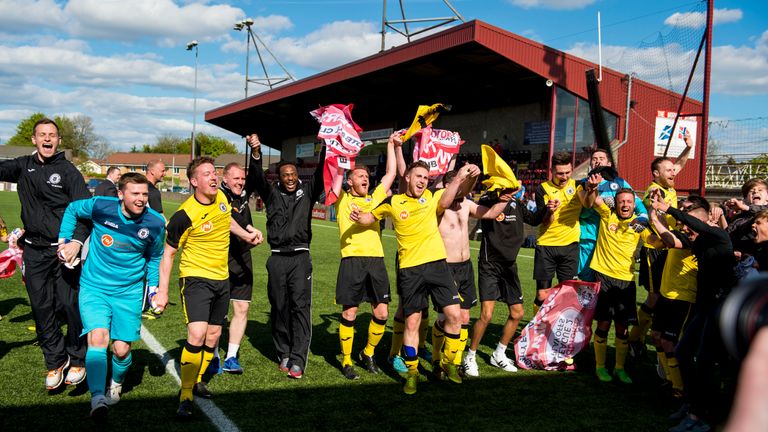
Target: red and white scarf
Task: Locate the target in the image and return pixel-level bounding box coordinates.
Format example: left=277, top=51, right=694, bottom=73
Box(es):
left=400, top=125, right=464, bottom=178
left=309, top=104, right=364, bottom=205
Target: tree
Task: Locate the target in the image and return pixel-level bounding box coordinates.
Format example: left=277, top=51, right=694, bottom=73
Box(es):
left=140, top=133, right=240, bottom=157
left=5, top=113, right=47, bottom=146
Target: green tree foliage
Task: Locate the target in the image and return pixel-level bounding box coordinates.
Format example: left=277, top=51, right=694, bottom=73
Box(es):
left=141, top=133, right=240, bottom=157
left=749, top=154, right=768, bottom=165
left=5, top=112, right=47, bottom=146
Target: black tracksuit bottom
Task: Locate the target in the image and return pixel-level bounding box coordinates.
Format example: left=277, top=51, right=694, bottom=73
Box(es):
left=23, top=244, right=85, bottom=369
left=266, top=251, right=313, bottom=370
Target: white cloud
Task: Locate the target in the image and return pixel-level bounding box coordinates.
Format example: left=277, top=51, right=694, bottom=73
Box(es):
left=0, top=0, right=67, bottom=32
left=508, top=0, right=596, bottom=10
left=566, top=30, right=768, bottom=96
left=664, top=8, right=743, bottom=29
left=64, top=0, right=244, bottom=46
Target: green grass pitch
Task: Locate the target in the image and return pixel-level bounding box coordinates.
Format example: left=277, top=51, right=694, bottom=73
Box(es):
left=0, top=190, right=673, bottom=431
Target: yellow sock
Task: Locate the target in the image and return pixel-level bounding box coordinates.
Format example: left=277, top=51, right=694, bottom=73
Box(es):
left=389, top=318, right=404, bottom=358
left=629, top=306, right=653, bottom=343
left=593, top=336, right=607, bottom=369
left=453, top=325, right=469, bottom=366
left=418, top=317, right=429, bottom=350
left=667, top=355, right=684, bottom=391
left=339, top=318, right=355, bottom=367
left=432, top=321, right=445, bottom=363
left=441, top=332, right=461, bottom=365
left=615, top=338, right=629, bottom=370
left=364, top=317, right=386, bottom=357
left=657, top=350, right=671, bottom=380
left=196, top=345, right=215, bottom=383
left=180, top=343, right=203, bottom=401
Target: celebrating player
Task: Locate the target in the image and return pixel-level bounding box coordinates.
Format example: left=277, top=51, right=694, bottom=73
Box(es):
left=159, top=156, right=262, bottom=419
left=334, top=133, right=399, bottom=380
left=58, top=173, right=165, bottom=419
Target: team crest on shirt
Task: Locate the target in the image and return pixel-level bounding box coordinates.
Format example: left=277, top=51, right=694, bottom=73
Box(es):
left=101, top=234, right=114, bottom=247
left=49, top=173, right=61, bottom=184
left=495, top=213, right=505, bottom=222
left=399, top=210, right=409, bottom=220
left=219, top=203, right=227, bottom=213
left=365, top=197, right=372, bottom=202
left=608, top=223, right=618, bottom=233
left=296, top=189, right=304, bottom=199
left=566, top=186, right=575, bottom=195
left=137, top=228, right=149, bottom=239
left=610, top=182, right=619, bottom=191
left=418, top=197, right=427, bottom=205
left=201, top=221, right=213, bottom=232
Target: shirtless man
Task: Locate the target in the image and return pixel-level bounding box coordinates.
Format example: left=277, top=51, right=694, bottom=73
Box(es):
left=433, top=169, right=512, bottom=375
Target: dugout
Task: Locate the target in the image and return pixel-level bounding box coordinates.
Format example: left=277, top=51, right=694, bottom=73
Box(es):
left=206, top=19, right=704, bottom=194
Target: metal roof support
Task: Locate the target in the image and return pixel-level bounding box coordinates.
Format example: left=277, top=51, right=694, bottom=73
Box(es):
left=234, top=18, right=295, bottom=96
left=380, top=0, right=465, bottom=52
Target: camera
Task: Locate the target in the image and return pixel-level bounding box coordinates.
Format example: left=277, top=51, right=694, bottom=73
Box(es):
left=720, top=273, right=768, bottom=360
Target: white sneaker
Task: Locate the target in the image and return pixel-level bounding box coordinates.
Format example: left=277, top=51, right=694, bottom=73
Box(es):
left=45, top=357, right=70, bottom=390
left=490, top=351, right=518, bottom=372
left=106, top=380, right=122, bottom=405
left=64, top=365, right=86, bottom=386
left=90, top=395, right=109, bottom=419
left=462, top=354, right=479, bottom=377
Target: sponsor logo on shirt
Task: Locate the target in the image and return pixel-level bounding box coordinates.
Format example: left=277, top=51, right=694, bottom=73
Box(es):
left=608, top=223, right=618, bottom=233
left=201, top=221, right=213, bottom=232
left=495, top=213, right=505, bottom=222
left=399, top=210, right=409, bottom=220
left=101, top=234, right=114, bottom=247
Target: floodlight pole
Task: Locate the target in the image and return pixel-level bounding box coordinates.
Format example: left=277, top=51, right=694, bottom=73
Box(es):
left=186, top=41, right=199, bottom=160
left=235, top=19, right=295, bottom=96
left=380, top=0, right=465, bottom=52
left=699, top=0, right=713, bottom=196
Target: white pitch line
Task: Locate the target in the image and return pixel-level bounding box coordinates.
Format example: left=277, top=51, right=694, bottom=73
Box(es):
left=140, top=325, right=241, bottom=432
left=251, top=211, right=535, bottom=259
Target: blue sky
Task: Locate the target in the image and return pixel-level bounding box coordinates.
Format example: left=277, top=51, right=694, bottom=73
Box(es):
left=0, top=0, right=765, bottom=154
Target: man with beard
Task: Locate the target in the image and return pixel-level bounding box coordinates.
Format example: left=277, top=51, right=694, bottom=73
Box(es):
left=0, top=118, right=91, bottom=390
left=629, top=133, right=693, bottom=356
left=577, top=149, right=647, bottom=281
left=334, top=133, right=398, bottom=380
left=351, top=161, right=477, bottom=394
left=58, top=173, right=165, bottom=419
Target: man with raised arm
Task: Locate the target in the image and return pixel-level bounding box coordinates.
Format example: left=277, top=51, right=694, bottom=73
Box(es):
left=334, top=133, right=399, bottom=380
left=351, top=160, right=479, bottom=394
left=246, top=134, right=324, bottom=380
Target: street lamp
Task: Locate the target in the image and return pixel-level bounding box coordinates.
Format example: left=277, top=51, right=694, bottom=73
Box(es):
left=186, top=40, right=199, bottom=160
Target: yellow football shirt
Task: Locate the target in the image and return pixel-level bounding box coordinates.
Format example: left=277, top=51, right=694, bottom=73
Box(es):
left=643, top=181, right=678, bottom=247
left=371, top=189, right=447, bottom=269
left=590, top=202, right=652, bottom=281
left=166, top=190, right=232, bottom=280
left=335, top=184, right=387, bottom=258
left=660, top=247, right=698, bottom=303
left=537, top=179, right=583, bottom=246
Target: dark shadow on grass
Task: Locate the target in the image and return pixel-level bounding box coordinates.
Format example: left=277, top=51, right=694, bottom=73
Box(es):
left=0, top=366, right=717, bottom=432
left=0, top=338, right=36, bottom=362
left=243, top=311, right=280, bottom=364
left=0, top=296, right=27, bottom=317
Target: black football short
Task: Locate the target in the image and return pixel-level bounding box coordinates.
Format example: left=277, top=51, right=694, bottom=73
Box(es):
left=478, top=260, right=523, bottom=305
left=639, top=247, right=667, bottom=293
left=180, top=277, right=230, bottom=325
left=651, top=295, right=694, bottom=342
left=593, top=272, right=637, bottom=327
left=335, top=257, right=391, bottom=306
left=533, top=242, right=579, bottom=284
left=398, top=260, right=460, bottom=316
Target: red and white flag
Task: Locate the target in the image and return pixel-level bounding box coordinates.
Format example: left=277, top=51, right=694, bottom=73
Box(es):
left=0, top=245, right=22, bottom=279
left=309, top=104, right=364, bottom=205
left=399, top=125, right=464, bottom=178
left=514, top=280, right=601, bottom=370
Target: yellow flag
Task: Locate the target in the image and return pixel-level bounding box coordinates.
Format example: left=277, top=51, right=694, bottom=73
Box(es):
left=402, top=103, right=449, bottom=142
left=481, top=144, right=520, bottom=191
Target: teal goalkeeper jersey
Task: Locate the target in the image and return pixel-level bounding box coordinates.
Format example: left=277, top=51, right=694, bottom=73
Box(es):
left=59, top=197, right=166, bottom=294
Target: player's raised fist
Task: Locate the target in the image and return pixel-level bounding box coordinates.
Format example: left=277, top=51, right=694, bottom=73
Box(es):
left=246, top=134, right=261, bottom=153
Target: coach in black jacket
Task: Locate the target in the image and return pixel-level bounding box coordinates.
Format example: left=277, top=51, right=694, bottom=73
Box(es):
left=246, top=133, right=323, bottom=379
left=0, top=118, right=91, bottom=390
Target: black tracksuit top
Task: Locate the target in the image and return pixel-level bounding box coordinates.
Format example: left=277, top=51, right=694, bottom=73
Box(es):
left=0, top=151, right=91, bottom=246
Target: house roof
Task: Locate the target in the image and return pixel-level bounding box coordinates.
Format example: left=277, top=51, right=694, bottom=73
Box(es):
left=0, top=146, right=73, bottom=160
left=101, top=152, right=245, bottom=168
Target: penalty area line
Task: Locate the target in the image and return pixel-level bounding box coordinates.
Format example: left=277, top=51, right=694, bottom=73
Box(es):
left=140, top=325, right=241, bottom=432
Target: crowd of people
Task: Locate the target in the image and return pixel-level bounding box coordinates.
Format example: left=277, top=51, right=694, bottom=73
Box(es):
left=1, top=119, right=767, bottom=431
